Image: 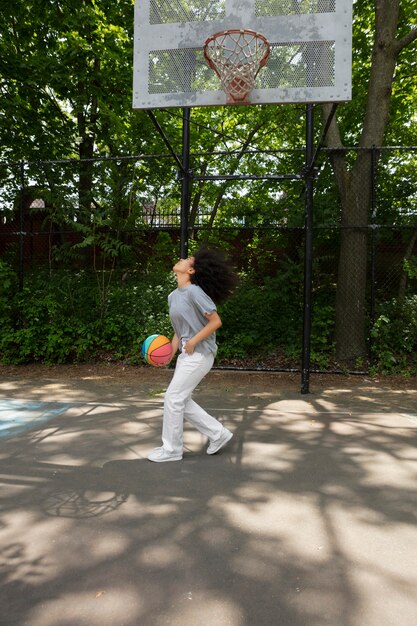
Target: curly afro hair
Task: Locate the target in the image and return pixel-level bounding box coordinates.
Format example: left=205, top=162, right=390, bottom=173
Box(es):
left=191, top=246, right=238, bottom=305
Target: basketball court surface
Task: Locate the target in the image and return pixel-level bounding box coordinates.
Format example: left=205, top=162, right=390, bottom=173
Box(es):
left=1, top=366, right=416, bottom=626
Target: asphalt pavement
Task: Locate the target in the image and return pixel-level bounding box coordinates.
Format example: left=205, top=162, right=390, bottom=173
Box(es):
left=1, top=368, right=416, bottom=626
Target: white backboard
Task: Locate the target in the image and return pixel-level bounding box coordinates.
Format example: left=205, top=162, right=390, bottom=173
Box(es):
left=133, top=0, right=352, bottom=109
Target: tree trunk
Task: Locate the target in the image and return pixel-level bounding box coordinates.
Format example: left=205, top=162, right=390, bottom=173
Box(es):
left=78, top=57, right=100, bottom=213
left=189, top=163, right=207, bottom=230
left=321, top=1, right=415, bottom=362
left=334, top=160, right=372, bottom=360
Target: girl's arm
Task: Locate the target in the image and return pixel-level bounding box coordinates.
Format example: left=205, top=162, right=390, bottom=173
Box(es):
left=169, top=333, right=180, bottom=362
left=183, top=311, right=222, bottom=355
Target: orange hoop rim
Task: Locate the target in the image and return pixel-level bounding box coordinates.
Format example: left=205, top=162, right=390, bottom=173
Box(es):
left=203, top=29, right=271, bottom=103
left=203, top=28, right=271, bottom=74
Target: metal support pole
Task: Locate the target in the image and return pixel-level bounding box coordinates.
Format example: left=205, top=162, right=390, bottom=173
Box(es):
left=369, top=145, right=378, bottom=358
left=147, top=110, right=185, bottom=174
left=19, top=161, right=25, bottom=291
left=180, top=107, right=191, bottom=259
left=301, top=104, right=314, bottom=394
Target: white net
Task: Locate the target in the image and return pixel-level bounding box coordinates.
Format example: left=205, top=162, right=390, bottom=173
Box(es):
left=204, top=29, right=270, bottom=103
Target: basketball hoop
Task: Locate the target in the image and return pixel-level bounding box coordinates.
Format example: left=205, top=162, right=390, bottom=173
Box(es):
left=203, top=29, right=270, bottom=104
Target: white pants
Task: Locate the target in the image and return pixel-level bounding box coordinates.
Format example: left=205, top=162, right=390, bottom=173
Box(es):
left=162, top=350, right=224, bottom=455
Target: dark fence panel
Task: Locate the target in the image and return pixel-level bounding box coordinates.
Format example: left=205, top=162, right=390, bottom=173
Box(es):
left=1, top=147, right=416, bottom=372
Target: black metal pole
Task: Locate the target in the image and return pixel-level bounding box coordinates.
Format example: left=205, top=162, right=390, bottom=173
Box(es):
left=369, top=145, right=378, bottom=358
left=147, top=110, right=186, bottom=174
left=180, top=107, right=191, bottom=258
left=19, top=161, right=25, bottom=291
left=301, top=104, right=314, bottom=394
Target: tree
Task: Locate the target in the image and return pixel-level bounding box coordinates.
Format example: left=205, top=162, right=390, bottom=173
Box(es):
left=0, top=0, right=160, bottom=213
left=1, top=0, right=416, bottom=355
left=322, top=0, right=417, bottom=361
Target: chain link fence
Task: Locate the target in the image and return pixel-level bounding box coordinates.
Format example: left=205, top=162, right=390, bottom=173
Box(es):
left=1, top=147, right=416, bottom=372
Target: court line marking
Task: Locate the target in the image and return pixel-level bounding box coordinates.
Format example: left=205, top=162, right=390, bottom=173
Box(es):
left=0, top=399, right=76, bottom=439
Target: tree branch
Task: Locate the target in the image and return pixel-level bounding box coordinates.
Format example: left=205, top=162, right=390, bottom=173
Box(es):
left=206, top=121, right=265, bottom=229
left=320, top=103, right=350, bottom=199
left=394, top=26, right=417, bottom=54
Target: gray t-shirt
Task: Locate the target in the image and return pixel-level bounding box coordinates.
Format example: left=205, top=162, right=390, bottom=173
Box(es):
left=168, top=284, right=218, bottom=355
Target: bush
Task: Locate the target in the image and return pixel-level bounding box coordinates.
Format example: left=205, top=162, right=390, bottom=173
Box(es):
left=0, top=267, right=174, bottom=364
left=4, top=256, right=414, bottom=375
left=218, top=261, right=303, bottom=361
left=370, top=295, right=417, bottom=374
left=0, top=259, right=19, bottom=324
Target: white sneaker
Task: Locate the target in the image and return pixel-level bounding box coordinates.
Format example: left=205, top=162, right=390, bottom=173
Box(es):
left=207, top=429, right=233, bottom=455
left=147, top=447, right=182, bottom=462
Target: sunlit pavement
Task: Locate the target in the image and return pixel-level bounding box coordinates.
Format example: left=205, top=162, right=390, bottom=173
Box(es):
left=1, top=370, right=416, bottom=626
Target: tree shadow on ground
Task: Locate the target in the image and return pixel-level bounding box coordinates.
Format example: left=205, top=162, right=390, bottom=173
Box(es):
left=0, top=380, right=416, bottom=626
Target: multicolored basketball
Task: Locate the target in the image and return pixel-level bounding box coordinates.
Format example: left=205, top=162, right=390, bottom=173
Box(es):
left=141, top=334, right=173, bottom=367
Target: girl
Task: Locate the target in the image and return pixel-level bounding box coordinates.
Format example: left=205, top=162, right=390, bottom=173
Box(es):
left=148, top=247, right=238, bottom=462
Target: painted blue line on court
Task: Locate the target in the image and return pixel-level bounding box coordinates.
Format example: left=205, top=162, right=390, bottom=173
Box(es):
left=0, top=399, right=75, bottom=439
